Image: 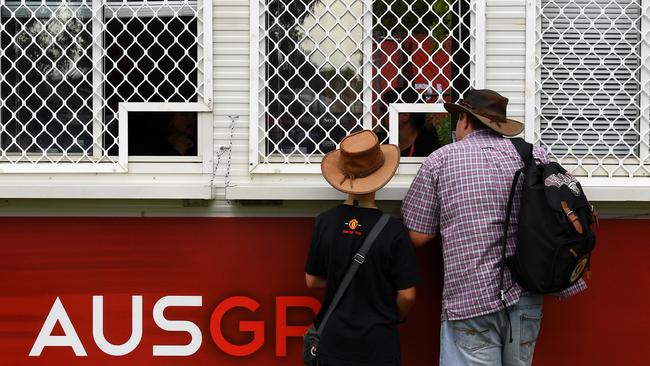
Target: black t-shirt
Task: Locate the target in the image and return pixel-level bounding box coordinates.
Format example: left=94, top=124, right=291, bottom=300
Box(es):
left=305, top=205, right=420, bottom=366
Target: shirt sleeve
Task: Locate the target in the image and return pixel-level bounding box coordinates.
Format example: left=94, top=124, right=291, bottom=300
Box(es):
left=305, top=216, right=326, bottom=277
left=390, top=223, right=421, bottom=290
left=556, top=278, right=587, bottom=298
left=401, top=156, right=441, bottom=234
left=532, top=145, right=550, bottom=164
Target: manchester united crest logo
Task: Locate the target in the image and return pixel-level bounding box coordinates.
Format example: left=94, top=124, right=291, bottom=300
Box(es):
left=342, top=219, right=363, bottom=236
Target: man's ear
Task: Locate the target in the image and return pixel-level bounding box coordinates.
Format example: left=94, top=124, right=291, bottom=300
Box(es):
left=455, top=113, right=463, bottom=131
left=455, top=112, right=471, bottom=141
left=458, top=113, right=469, bottom=130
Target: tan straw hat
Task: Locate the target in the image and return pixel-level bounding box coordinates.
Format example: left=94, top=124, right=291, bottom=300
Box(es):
left=321, top=130, right=399, bottom=194
left=444, top=89, right=524, bottom=136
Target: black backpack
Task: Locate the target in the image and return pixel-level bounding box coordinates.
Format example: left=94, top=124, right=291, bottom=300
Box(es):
left=499, top=138, right=597, bottom=298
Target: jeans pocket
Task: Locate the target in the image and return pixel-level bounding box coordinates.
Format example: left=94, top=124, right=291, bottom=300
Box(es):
left=520, top=313, right=542, bottom=362
left=453, top=326, right=492, bottom=352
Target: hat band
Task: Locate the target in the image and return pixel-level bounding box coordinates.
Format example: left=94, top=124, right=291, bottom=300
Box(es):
left=458, top=99, right=507, bottom=122
left=458, top=99, right=474, bottom=109
left=338, top=152, right=386, bottom=189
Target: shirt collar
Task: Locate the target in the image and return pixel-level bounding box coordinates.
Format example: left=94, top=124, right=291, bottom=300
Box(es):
left=462, top=129, right=500, bottom=142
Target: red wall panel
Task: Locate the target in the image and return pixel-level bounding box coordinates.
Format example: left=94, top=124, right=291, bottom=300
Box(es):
left=535, top=220, right=649, bottom=365
left=0, top=218, right=646, bottom=365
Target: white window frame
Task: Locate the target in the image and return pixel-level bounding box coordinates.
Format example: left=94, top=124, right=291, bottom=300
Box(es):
left=247, top=0, right=486, bottom=176
left=389, top=102, right=450, bottom=175
left=525, top=0, right=650, bottom=201
left=0, top=0, right=213, bottom=175
left=121, top=102, right=213, bottom=174
left=0, top=1, right=214, bottom=199
left=0, top=1, right=125, bottom=173
left=230, top=0, right=487, bottom=200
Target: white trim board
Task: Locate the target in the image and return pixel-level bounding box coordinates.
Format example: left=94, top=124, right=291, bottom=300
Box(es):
left=226, top=177, right=650, bottom=202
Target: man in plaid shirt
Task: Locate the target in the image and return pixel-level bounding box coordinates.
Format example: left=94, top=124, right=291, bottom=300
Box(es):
left=401, top=89, right=585, bottom=365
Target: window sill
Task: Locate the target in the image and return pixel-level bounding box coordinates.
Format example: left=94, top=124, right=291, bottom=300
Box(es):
left=578, top=178, right=650, bottom=201
left=0, top=174, right=211, bottom=199
left=227, top=177, right=650, bottom=202
left=226, top=180, right=414, bottom=201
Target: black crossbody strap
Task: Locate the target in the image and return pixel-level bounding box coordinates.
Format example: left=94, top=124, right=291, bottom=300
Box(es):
left=317, top=213, right=390, bottom=334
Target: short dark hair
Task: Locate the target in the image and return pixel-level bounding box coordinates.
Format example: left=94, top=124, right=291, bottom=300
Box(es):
left=461, top=112, right=487, bottom=130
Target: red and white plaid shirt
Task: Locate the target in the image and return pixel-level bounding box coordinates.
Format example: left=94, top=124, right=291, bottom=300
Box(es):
left=401, top=129, right=585, bottom=320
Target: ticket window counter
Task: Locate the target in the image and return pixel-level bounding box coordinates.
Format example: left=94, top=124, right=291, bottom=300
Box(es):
left=382, top=103, right=453, bottom=174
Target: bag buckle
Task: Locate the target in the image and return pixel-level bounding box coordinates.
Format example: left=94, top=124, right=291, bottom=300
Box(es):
left=354, top=253, right=365, bottom=264
left=561, top=201, right=584, bottom=234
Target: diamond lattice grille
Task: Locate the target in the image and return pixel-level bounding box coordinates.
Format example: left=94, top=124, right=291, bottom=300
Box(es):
left=0, top=1, right=204, bottom=168
left=256, top=0, right=478, bottom=164
left=536, top=0, right=650, bottom=177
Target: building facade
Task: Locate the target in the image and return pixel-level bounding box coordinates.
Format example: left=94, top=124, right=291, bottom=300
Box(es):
left=0, top=1, right=648, bottom=364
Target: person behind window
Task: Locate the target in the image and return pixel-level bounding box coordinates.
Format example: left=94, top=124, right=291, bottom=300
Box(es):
left=375, top=87, right=441, bottom=157
left=129, top=111, right=197, bottom=156
left=156, top=112, right=197, bottom=156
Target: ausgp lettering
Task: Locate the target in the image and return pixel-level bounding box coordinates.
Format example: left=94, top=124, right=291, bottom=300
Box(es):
left=29, top=295, right=319, bottom=357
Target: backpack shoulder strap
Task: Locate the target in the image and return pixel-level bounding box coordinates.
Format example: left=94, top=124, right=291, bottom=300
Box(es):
left=510, top=137, right=534, bottom=166
left=498, top=138, right=533, bottom=342
left=316, top=213, right=390, bottom=334
left=500, top=139, right=533, bottom=294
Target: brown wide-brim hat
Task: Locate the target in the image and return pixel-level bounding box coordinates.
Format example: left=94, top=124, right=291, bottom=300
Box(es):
left=322, top=130, right=400, bottom=194
left=444, top=89, right=524, bottom=136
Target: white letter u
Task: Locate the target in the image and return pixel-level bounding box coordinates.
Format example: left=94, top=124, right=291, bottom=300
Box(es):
left=93, top=296, right=143, bottom=356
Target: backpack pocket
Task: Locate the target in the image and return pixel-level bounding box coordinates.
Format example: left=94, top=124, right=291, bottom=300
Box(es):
left=551, top=232, right=595, bottom=291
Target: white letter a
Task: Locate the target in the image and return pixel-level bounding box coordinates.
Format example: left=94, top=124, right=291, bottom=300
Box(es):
left=29, top=297, right=87, bottom=357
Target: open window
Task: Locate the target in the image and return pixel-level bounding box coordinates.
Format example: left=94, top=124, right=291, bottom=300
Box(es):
left=387, top=102, right=452, bottom=173
left=129, top=111, right=199, bottom=158
left=123, top=101, right=211, bottom=165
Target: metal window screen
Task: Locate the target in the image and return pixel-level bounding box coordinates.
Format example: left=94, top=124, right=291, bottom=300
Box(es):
left=536, top=0, right=650, bottom=177
left=0, top=0, right=205, bottom=170
left=255, top=0, right=478, bottom=165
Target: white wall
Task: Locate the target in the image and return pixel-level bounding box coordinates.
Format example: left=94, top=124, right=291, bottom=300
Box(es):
left=485, top=0, right=527, bottom=121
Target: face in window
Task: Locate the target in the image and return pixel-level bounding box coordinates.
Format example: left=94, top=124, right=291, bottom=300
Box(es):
left=378, top=110, right=452, bottom=158
left=166, top=112, right=197, bottom=156
left=128, top=111, right=198, bottom=157
left=168, top=113, right=194, bottom=138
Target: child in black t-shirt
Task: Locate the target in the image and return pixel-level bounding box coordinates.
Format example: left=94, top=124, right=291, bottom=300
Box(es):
left=305, top=130, right=420, bottom=366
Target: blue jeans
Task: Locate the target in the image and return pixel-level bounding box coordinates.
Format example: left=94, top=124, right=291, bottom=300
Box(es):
left=440, top=293, right=543, bottom=366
